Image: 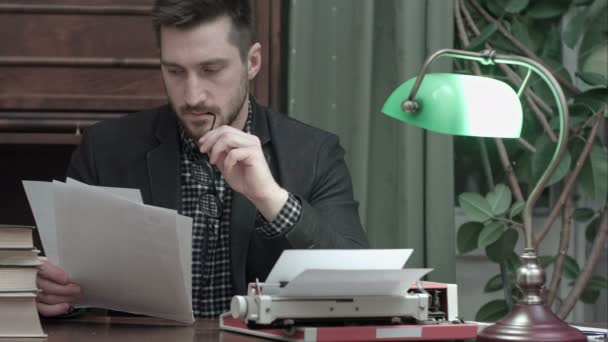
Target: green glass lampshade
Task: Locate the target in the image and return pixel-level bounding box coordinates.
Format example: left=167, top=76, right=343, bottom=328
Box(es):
left=382, top=73, right=523, bottom=138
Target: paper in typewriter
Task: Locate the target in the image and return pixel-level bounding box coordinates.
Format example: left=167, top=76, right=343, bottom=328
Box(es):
left=265, top=249, right=431, bottom=297
left=23, top=179, right=194, bottom=323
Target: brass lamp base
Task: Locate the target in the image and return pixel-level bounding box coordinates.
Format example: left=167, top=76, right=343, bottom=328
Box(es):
left=477, top=303, right=586, bottom=342
left=478, top=249, right=586, bottom=342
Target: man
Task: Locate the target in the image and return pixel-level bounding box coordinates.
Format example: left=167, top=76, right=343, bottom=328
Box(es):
left=36, top=0, right=368, bottom=318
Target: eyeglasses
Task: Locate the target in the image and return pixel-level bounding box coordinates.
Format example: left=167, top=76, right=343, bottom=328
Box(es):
left=191, top=156, right=223, bottom=219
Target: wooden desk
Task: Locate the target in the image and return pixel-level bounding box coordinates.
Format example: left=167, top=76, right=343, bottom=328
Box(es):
left=38, top=316, right=267, bottom=342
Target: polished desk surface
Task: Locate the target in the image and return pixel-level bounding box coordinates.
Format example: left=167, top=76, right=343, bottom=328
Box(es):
left=40, top=315, right=268, bottom=342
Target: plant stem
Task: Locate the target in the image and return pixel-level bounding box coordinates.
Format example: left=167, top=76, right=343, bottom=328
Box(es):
left=517, top=137, right=537, bottom=153
left=500, top=261, right=513, bottom=310
left=535, top=111, right=604, bottom=247
left=479, top=139, right=495, bottom=190
left=558, top=202, right=608, bottom=319
left=546, top=197, right=573, bottom=307
left=467, top=0, right=580, bottom=95
left=495, top=217, right=524, bottom=229
left=454, top=0, right=482, bottom=75
left=495, top=138, right=525, bottom=202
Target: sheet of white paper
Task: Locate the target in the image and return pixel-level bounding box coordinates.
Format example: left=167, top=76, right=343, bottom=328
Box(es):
left=52, top=181, right=194, bottom=323
left=265, top=249, right=413, bottom=283
left=22, top=181, right=59, bottom=264
left=66, top=178, right=143, bottom=203
left=176, top=213, right=193, bottom=299
left=279, top=268, right=432, bottom=297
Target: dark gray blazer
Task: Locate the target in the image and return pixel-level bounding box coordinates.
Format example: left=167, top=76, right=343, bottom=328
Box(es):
left=67, top=100, right=369, bottom=295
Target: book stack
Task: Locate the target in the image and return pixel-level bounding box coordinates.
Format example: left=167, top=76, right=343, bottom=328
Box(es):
left=0, top=224, right=46, bottom=338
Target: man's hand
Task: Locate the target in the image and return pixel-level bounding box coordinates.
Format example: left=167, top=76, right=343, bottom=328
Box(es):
left=36, top=259, right=82, bottom=317
left=198, top=125, right=288, bottom=221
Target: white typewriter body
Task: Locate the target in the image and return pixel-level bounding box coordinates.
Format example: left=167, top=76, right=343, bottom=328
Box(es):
left=231, top=281, right=460, bottom=326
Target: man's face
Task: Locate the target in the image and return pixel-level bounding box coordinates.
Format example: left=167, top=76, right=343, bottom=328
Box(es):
left=160, top=16, right=259, bottom=141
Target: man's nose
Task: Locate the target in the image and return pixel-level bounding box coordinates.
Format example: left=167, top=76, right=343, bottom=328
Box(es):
left=184, top=76, right=207, bottom=107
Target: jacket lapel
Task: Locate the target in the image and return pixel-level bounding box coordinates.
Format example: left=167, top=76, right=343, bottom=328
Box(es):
left=230, top=99, right=272, bottom=293
left=146, top=106, right=181, bottom=211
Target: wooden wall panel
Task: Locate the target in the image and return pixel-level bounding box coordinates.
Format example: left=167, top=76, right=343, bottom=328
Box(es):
left=0, top=0, right=284, bottom=140
left=0, top=13, right=156, bottom=58
left=0, top=0, right=285, bottom=228
left=0, top=66, right=164, bottom=111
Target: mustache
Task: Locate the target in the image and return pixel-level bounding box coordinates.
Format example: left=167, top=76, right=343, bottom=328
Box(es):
left=180, top=104, right=220, bottom=116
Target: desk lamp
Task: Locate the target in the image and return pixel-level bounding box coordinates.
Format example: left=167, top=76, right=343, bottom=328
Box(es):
left=382, top=48, right=586, bottom=342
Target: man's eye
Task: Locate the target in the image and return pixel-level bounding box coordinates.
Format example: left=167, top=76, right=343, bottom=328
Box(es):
left=167, top=68, right=184, bottom=75
left=203, top=66, right=222, bottom=74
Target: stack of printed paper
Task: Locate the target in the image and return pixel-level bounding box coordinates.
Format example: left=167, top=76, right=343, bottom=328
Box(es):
left=23, top=178, right=194, bottom=323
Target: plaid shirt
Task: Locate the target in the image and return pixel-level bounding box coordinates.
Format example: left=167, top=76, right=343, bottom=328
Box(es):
left=179, top=102, right=302, bottom=317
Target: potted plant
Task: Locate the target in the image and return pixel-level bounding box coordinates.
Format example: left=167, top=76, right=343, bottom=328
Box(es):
left=453, top=0, right=607, bottom=321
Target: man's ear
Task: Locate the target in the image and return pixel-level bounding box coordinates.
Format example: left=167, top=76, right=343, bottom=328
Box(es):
left=247, top=42, right=262, bottom=80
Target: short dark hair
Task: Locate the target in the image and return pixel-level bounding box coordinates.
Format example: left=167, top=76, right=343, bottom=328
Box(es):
left=152, top=0, right=255, bottom=60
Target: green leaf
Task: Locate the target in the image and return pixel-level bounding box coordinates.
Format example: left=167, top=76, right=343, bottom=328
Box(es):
left=587, top=0, right=608, bottom=17
left=540, top=255, right=556, bottom=269
left=563, top=255, right=581, bottom=280
left=459, top=192, right=495, bottom=222
left=509, top=201, right=525, bottom=218
left=585, top=217, right=600, bottom=242
left=531, top=135, right=572, bottom=187
left=484, top=274, right=504, bottom=292
left=484, top=0, right=507, bottom=16
left=573, top=88, right=608, bottom=114
left=511, top=18, right=537, bottom=52
left=564, top=8, right=588, bottom=49
left=457, top=222, right=484, bottom=254
left=486, top=184, right=512, bottom=216
left=580, top=144, right=608, bottom=205
left=505, top=252, right=522, bottom=274
left=578, top=4, right=608, bottom=75
left=580, top=288, right=601, bottom=304
left=466, top=22, right=498, bottom=51
left=573, top=208, right=596, bottom=222
left=587, top=275, right=608, bottom=290
left=574, top=0, right=594, bottom=5
left=479, top=221, right=507, bottom=248
left=486, top=228, right=519, bottom=263
left=580, top=45, right=608, bottom=83
left=526, top=0, right=572, bottom=19
left=549, top=113, right=588, bottom=130
left=505, top=0, right=530, bottom=13
left=541, top=28, right=562, bottom=60
left=476, top=300, right=509, bottom=322
left=577, top=72, right=608, bottom=86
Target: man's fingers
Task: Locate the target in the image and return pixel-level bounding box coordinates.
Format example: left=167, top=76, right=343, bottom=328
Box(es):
left=223, top=147, right=254, bottom=173
left=208, top=132, right=245, bottom=164
left=37, top=302, right=70, bottom=317
left=36, top=277, right=81, bottom=297
left=38, top=260, right=70, bottom=285
left=199, top=126, right=257, bottom=157
left=37, top=292, right=80, bottom=306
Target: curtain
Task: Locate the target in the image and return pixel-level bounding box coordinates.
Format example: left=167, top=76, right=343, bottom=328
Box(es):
left=287, top=0, right=456, bottom=282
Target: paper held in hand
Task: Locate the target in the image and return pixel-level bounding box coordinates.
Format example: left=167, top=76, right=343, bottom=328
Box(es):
left=23, top=178, right=194, bottom=323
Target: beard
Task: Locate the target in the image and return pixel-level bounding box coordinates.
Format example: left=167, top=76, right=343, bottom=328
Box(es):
left=168, top=70, right=249, bottom=141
